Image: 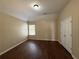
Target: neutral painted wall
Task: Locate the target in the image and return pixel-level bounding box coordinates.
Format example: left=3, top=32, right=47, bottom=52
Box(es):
left=28, top=14, right=56, bottom=41
left=57, top=0, right=79, bottom=59
left=0, top=12, right=28, bottom=54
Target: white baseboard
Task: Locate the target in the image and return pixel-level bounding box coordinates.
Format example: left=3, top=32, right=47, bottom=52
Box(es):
left=72, top=54, right=77, bottom=59
left=0, top=39, right=27, bottom=56
left=30, top=39, right=56, bottom=41
left=51, top=39, right=57, bottom=41
left=58, top=41, right=77, bottom=59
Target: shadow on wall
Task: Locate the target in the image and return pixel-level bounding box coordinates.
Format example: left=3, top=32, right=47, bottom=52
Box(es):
left=0, top=12, right=28, bottom=55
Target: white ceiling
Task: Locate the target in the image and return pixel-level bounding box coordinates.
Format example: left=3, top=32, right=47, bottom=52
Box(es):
left=0, top=0, right=69, bottom=21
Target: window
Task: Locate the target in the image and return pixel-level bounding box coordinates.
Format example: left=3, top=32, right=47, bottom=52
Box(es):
left=29, top=25, right=36, bottom=35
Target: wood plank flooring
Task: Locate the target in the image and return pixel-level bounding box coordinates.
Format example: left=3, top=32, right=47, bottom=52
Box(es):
left=0, top=40, right=73, bottom=59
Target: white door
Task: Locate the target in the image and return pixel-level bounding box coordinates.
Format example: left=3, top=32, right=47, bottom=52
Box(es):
left=61, top=20, right=66, bottom=47
left=61, top=16, right=72, bottom=54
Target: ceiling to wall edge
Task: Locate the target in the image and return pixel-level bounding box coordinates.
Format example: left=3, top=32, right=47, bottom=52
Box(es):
left=0, top=11, right=27, bottom=23
left=0, top=0, right=70, bottom=22
left=1, top=11, right=59, bottom=22
left=58, top=0, right=71, bottom=16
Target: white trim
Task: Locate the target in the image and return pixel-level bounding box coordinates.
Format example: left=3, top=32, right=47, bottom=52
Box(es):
left=30, top=39, right=56, bottom=41
left=71, top=54, right=77, bottom=59
left=0, top=39, right=27, bottom=56
left=59, top=41, right=77, bottom=59
left=52, top=39, right=57, bottom=41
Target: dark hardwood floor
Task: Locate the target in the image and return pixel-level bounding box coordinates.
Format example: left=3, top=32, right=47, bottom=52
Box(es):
left=0, top=40, right=73, bottom=59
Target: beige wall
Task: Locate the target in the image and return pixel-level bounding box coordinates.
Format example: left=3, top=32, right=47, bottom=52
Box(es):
left=57, top=0, right=79, bottom=59
left=0, top=12, right=28, bottom=54
left=28, top=15, right=56, bottom=40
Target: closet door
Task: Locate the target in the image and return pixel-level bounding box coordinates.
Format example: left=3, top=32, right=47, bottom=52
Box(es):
left=61, top=16, right=72, bottom=53
left=61, top=20, right=66, bottom=47
left=65, top=17, right=72, bottom=53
